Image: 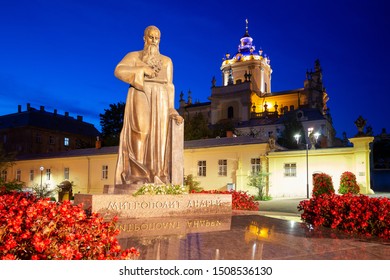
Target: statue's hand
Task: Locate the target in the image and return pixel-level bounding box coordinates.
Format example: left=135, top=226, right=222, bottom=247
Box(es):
left=173, top=114, right=184, bottom=125
left=169, top=109, right=184, bottom=125
left=144, top=66, right=156, bottom=78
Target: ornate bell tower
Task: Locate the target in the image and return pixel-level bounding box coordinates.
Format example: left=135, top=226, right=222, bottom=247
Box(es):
left=220, top=19, right=272, bottom=95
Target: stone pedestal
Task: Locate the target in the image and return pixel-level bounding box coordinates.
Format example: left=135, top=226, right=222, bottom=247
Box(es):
left=74, top=193, right=232, bottom=219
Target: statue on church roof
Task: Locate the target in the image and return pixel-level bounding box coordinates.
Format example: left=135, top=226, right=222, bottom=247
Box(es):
left=211, top=76, right=216, bottom=87
left=354, top=115, right=367, bottom=137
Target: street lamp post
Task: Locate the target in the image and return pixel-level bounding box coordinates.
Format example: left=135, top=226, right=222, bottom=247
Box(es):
left=40, top=166, right=44, bottom=187
left=305, top=143, right=309, bottom=198
left=294, top=133, right=320, bottom=199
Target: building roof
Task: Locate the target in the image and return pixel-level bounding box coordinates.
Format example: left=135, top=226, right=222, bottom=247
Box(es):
left=183, top=101, right=211, bottom=109
left=270, top=88, right=303, bottom=96
left=0, top=105, right=100, bottom=137
left=274, top=108, right=328, bottom=125
left=15, top=146, right=118, bottom=161
left=15, top=136, right=268, bottom=160
left=184, top=135, right=267, bottom=149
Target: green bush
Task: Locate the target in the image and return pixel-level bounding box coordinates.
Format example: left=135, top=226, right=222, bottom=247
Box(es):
left=247, top=171, right=271, bottom=201
left=0, top=179, right=24, bottom=193
left=338, top=171, right=360, bottom=194
left=133, top=184, right=187, bottom=196
left=184, top=174, right=203, bottom=192
left=312, top=173, right=334, bottom=197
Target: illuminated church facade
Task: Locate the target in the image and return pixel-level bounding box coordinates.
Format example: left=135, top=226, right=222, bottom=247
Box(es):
left=178, top=21, right=335, bottom=147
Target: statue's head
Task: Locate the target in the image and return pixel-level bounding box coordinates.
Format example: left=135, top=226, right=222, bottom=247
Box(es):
left=143, top=25, right=161, bottom=48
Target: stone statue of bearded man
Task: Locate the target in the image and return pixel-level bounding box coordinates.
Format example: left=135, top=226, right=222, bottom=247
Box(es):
left=114, top=25, right=183, bottom=188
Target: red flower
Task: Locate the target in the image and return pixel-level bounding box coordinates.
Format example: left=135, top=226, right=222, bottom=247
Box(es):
left=298, top=193, right=390, bottom=239
left=0, top=192, right=140, bottom=260
left=192, top=189, right=259, bottom=211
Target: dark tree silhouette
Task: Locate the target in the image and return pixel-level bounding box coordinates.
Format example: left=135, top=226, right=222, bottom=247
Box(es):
left=184, top=112, right=212, bottom=141
left=277, top=112, right=306, bottom=149
left=99, top=102, right=125, bottom=146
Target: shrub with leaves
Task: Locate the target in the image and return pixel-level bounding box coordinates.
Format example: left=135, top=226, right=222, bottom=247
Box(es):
left=184, top=174, right=203, bottom=192
left=133, top=184, right=187, bottom=196
left=0, top=191, right=139, bottom=260
left=338, top=171, right=360, bottom=194
left=0, top=179, right=24, bottom=193
left=31, top=183, right=58, bottom=199
left=312, top=173, right=334, bottom=197
left=247, top=171, right=271, bottom=201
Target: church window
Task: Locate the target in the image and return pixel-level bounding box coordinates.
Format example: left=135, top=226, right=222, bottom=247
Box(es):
left=218, top=159, right=227, bottom=176
left=64, top=137, right=69, bottom=146
left=102, top=165, right=108, bottom=180
left=1, top=170, right=7, bottom=181
left=36, top=133, right=42, bottom=144
left=64, top=167, right=70, bottom=180
left=284, top=163, right=296, bottom=177
left=264, top=82, right=268, bottom=93
left=29, top=169, right=34, bottom=181
left=46, top=169, right=51, bottom=181
left=197, top=160, right=206, bottom=177
left=228, top=106, right=234, bottom=119
left=251, top=158, right=261, bottom=174
left=16, top=169, right=21, bottom=182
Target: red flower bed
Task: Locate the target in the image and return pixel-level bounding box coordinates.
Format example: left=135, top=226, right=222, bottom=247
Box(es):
left=193, top=190, right=259, bottom=211
left=298, top=193, right=390, bottom=239
left=0, top=192, right=139, bottom=260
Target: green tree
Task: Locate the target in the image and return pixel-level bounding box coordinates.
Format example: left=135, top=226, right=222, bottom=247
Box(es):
left=99, top=102, right=125, bottom=146
left=0, top=143, right=15, bottom=172
left=0, top=143, right=19, bottom=193
left=210, top=119, right=235, bottom=138
left=247, top=171, right=271, bottom=201
left=0, top=179, right=24, bottom=193
left=31, top=183, right=59, bottom=200
left=184, top=174, right=203, bottom=192
left=277, top=113, right=306, bottom=149
left=184, top=112, right=211, bottom=140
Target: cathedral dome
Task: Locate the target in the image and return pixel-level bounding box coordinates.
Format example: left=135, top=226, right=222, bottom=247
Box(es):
left=229, top=19, right=266, bottom=62
left=236, top=23, right=255, bottom=57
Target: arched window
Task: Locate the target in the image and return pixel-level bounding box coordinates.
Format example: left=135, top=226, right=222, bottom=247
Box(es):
left=228, top=106, right=234, bottom=119
left=264, top=82, right=268, bottom=93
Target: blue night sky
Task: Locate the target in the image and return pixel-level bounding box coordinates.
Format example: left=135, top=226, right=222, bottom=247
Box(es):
left=0, top=0, right=388, bottom=139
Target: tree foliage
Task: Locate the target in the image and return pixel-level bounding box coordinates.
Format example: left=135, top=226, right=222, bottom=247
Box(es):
left=99, top=102, right=125, bottom=146
left=184, top=112, right=211, bottom=141
left=184, top=174, right=202, bottom=192
left=247, top=171, right=271, bottom=200
left=210, top=119, right=236, bottom=138
left=0, top=144, right=15, bottom=172
left=277, top=112, right=306, bottom=149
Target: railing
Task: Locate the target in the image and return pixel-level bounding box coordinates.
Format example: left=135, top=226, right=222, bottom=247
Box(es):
left=250, top=111, right=279, bottom=119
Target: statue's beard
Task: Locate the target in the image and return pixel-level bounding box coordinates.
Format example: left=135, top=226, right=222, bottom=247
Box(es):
left=143, top=44, right=162, bottom=78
